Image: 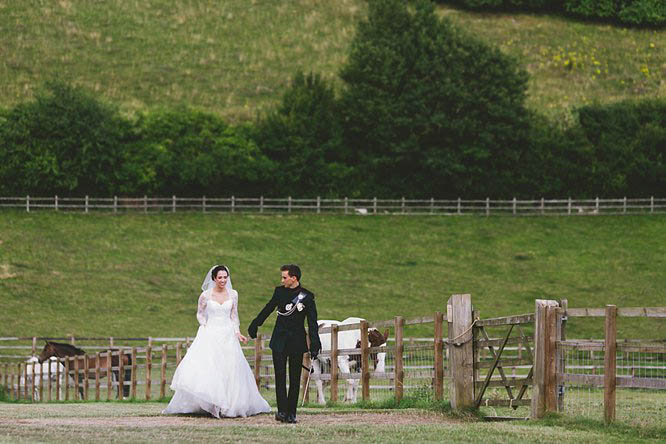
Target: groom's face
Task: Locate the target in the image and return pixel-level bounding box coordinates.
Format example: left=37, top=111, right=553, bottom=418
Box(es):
left=281, top=270, right=298, bottom=289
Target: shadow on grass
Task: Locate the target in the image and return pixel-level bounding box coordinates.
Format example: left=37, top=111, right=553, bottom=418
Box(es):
left=530, top=412, right=666, bottom=441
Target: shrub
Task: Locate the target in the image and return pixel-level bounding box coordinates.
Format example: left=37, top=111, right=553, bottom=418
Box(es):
left=132, top=108, right=274, bottom=196
left=563, top=0, right=616, bottom=19
left=339, top=0, right=531, bottom=198
left=252, top=71, right=354, bottom=197
left=0, top=81, right=132, bottom=196
left=618, top=0, right=666, bottom=26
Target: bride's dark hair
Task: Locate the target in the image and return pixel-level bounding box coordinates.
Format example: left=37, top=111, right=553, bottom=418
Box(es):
left=211, top=265, right=229, bottom=280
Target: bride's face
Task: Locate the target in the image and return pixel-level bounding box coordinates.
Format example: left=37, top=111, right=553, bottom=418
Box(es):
left=214, top=270, right=228, bottom=289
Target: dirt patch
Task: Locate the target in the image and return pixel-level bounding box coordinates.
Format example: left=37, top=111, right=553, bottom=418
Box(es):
left=16, top=411, right=454, bottom=428
left=0, top=263, right=16, bottom=279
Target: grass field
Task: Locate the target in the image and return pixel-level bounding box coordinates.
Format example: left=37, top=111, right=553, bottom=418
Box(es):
left=1, top=1, right=664, bottom=121
left=0, top=402, right=664, bottom=443
left=0, top=212, right=664, bottom=339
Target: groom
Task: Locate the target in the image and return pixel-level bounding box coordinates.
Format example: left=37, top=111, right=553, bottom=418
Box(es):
left=248, top=264, right=321, bottom=424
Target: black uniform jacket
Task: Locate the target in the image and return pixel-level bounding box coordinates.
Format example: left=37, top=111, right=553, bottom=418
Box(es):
left=248, top=285, right=321, bottom=355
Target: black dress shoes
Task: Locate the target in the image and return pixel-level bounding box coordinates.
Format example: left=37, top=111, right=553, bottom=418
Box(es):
left=275, top=412, right=287, bottom=422
left=286, top=414, right=297, bottom=424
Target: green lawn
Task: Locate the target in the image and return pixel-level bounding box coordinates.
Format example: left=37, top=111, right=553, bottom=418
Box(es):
left=1, top=1, right=664, bottom=122
left=0, top=212, right=664, bottom=340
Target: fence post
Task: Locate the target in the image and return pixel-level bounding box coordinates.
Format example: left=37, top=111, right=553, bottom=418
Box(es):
left=176, top=342, right=182, bottom=366
left=113, top=196, right=117, bottom=214
left=301, top=352, right=311, bottom=403
left=604, top=305, right=617, bottom=424
left=161, top=345, right=167, bottom=399
left=95, top=352, right=100, bottom=401
left=344, top=197, right=348, bottom=215
left=651, top=196, right=654, bottom=213
left=118, top=350, right=125, bottom=400
left=26, top=195, right=30, bottom=213
left=531, top=299, right=559, bottom=419
left=144, top=195, right=148, bottom=213
left=457, top=197, right=461, bottom=215
left=172, top=195, right=176, bottom=213
left=231, top=195, right=235, bottom=213
left=254, top=334, right=262, bottom=388
left=394, top=316, right=404, bottom=403
left=434, top=311, right=444, bottom=400
left=557, top=299, right=568, bottom=411
left=568, top=197, right=572, bottom=215
left=23, top=363, right=29, bottom=400
left=46, top=358, right=51, bottom=401
left=317, top=196, right=321, bottom=214
left=83, top=354, right=89, bottom=400
left=202, top=196, right=206, bottom=213
left=106, top=350, right=112, bottom=400
left=430, top=197, right=434, bottom=215
left=73, top=357, right=80, bottom=400
left=55, top=195, right=59, bottom=211
left=85, top=195, right=89, bottom=213
left=288, top=196, right=292, bottom=214
left=540, top=198, right=545, bottom=215
left=373, top=197, right=377, bottom=215
left=331, top=325, right=339, bottom=403
left=486, top=198, right=490, bottom=216
left=595, top=196, right=599, bottom=214
left=513, top=197, right=516, bottom=215
left=31, top=360, right=36, bottom=402
left=31, top=336, right=37, bottom=356
left=64, top=359, right=70, bottom=401
left=401, top=197, right=405, bottom=214
left=623, top=197, right=627, bottom=214
left=131, top=347, right=137, bottom=399
left=55, top=359, right=60, bottom=401
left=360, top=320, right=370, bottom=401
left=447, top=294, right=474, bottom=409
left=145, top=346, right=152, bottom=400
left=260, top=196, right=264, bottom=214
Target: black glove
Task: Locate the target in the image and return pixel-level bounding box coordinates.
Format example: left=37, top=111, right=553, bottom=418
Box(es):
left=248, top=322, right=258, bottom=339
left=310, top=349, right=319, bottom=361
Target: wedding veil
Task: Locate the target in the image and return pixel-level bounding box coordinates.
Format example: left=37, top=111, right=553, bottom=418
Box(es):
left=201, top=265, right=234, bottom=292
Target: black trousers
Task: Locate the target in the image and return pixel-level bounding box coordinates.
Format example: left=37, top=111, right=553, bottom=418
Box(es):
left=272, top=349, right=304, bottom=416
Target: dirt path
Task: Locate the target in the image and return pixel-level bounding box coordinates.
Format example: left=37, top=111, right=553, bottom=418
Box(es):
left=14, top=410, right=455, bottom=428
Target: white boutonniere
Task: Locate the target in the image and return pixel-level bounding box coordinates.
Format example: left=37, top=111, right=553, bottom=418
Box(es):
left=296, top=302, right=305, bottom=312
left=285, top=303, right=293, bottom=311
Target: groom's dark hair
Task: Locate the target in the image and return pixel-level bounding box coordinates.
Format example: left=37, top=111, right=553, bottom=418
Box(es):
left=280, top=264, right=301, bottom=281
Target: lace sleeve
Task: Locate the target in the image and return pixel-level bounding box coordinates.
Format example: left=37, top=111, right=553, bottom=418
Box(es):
left=197, top=291, right=208, bottom=326
left=230, top=290, right=240, bottom=335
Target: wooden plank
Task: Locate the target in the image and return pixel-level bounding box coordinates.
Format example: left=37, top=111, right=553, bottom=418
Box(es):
left=435, top=312, right=444, bottom=401
left=131, top=348, right=137, bottom=399
left=475, top=377, right=533, bottom=388
left=360, top=320, right=369, bottom=401
left=475, top=314, right=534, bottom=327
left=448, top=294, right=474, bottom=409
left=475, top=336, right=533, bottom=348
left=545, top=306, right=558, bottom=412
left=480, top=399, right=531, bottom=407
left=531, top=299, right=559, bottom=419
left=476, top=358, right=533, bottom=368
left=478, top=326, right=515, bottom=401
left=604, top=305, right=617, bottom=424
left=557, top=340, right=605, bottom=351
left=475, top=324, right=514, bottom=407
left=330, top=325, right=338, bottom=403
left=557, top=373, right=604, bottom=387
left=566, top=308, right=606, bottom=317
left=394, top=316, right=404, bottom=402
left=566, top=307, right=666, bottom=318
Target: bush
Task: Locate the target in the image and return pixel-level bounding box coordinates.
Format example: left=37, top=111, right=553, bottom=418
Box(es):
left=563, top=0, right=616, bottom=19
left=132, top=108, right=274, bottom=196
left=339, top=0, right=531, bottom=198
left=618, top=0, right=666, bottom=26
left=252, top=71, right=354, bottom=197
left=0, top=81, right=132, bottom=195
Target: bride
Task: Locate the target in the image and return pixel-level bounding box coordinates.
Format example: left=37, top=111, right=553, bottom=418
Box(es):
left=162, top=265, right=271, bottom=418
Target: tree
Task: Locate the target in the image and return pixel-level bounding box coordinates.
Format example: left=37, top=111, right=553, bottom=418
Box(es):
left=339, top=0, right=532, bottom=197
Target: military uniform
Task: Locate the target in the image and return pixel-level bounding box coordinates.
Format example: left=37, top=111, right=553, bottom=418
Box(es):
left=248, top=284, right=321, bottom=420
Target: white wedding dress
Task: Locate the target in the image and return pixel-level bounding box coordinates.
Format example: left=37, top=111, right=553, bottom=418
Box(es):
left=162, top=289, right=271, bottom=418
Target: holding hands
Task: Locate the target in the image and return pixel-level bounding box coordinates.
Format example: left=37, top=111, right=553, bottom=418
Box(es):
left=237, top=332, right=249, bottom=344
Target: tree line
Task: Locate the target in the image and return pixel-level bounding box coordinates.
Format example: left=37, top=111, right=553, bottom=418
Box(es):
left=0, top=0, right=663, bottom=198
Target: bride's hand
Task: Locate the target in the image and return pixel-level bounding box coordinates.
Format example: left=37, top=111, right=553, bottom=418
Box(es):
left=237, top=333, right=248, bottom=344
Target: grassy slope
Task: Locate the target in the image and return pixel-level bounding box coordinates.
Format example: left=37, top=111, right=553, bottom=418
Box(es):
left=0, top=213, right=664, bottom=339
left=1, top=1, right=664, bottom=121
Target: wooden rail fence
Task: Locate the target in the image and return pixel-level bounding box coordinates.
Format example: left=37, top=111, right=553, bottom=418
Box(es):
left=1, top=196, right=664, bottom=216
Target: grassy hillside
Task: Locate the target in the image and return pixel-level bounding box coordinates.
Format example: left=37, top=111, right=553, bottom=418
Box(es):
left=1, top=212, right=664, bottom=339
left=1, top=1, right=664, bottom=121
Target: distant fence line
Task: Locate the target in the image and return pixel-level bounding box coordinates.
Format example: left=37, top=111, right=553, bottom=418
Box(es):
left=1, top=195, right=665, bottom=216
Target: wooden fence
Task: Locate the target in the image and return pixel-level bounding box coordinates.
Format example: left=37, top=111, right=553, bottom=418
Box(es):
left=1, top=300, right=664, bottom=426
left=1, top=196, right=664, bottom=216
